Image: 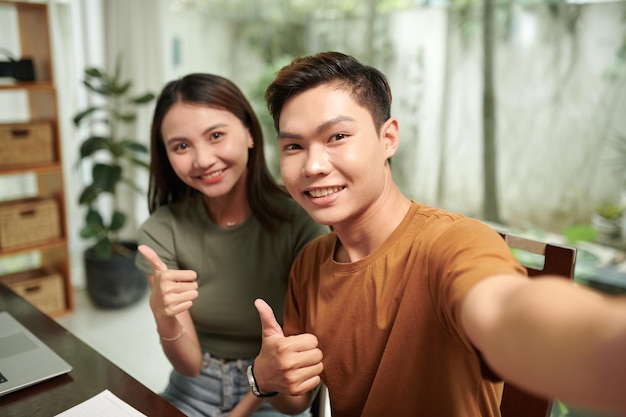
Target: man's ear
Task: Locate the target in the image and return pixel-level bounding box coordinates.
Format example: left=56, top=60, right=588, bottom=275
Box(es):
left=381, top=118, right=400, bottom=159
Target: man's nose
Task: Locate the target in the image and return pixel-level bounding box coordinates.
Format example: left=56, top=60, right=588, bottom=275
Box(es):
left=302, top=145, right=329, bottom=177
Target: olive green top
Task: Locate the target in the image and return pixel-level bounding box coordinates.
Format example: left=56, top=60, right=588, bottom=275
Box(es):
left=135, top=194, right=327, bottom=359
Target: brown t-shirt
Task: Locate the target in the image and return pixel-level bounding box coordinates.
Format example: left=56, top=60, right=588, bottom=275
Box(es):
left=284, top=202, right=526, bottom=417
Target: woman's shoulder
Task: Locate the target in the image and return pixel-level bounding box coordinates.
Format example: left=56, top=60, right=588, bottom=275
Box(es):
left=141, top=196, right=204, bottom=229
left=268, top=193, right=298, bottom=210
left=268, top=194, right=310, bottom=217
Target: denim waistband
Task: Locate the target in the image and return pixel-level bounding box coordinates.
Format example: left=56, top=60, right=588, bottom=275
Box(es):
left=202, top=352, right=251, bottom=372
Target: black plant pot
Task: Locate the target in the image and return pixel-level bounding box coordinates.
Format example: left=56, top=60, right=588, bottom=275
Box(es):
left=84, top=241, right=148, bottom=309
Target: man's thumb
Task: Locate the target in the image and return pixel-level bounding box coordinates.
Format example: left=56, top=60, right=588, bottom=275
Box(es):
left=254, top=299, right=285, bottom=338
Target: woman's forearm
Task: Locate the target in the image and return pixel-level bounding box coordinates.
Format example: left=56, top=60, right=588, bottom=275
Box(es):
left=227, top=392, right=265, bottom=417
left=153, top=311, right=203, bottom=376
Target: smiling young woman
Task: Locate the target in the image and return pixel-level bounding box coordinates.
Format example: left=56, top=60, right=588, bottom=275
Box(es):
left=135, top=73, right=328, bottom=417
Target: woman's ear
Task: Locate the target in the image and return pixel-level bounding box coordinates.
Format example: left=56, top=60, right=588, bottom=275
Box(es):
left=381, top=118, right=400, bottom=159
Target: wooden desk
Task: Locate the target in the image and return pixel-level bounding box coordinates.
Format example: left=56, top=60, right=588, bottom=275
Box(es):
left=0, top=283, right=185, bottom=417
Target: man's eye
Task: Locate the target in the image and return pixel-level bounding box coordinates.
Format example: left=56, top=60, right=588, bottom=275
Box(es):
left=330, top=133, right=346, bottom=141
left=284, top=143, right=302, bottom=151
left=210, top=132, right=222, bottom=140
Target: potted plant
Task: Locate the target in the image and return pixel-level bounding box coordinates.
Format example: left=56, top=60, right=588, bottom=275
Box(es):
left=591, top=201, right=624, bottom=242
left=73, top=56, right=155, bottom=308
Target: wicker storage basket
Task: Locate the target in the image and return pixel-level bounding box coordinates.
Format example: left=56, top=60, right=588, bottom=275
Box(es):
left=0, top=268, right=65, bottom=315
left=0, top=198, right=61, bottom=250
left=0, top=122, right=55, bottom=168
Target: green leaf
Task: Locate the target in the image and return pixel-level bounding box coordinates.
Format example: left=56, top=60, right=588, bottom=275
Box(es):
left=108, top=142, right=126, bottom=158
left=128, top=157, right=150, bottom=170
left=79, top=224, right=98, bottom=239
left=109, top=211, right=126, bottom=232
left=85, top=67, right=104, bottom=78
left=79, top=184, right=104, bottom=205
left=92, top=163, right=122, bottom=192
left=80, top=136, right=111, bottom=158
left=112, top=80, right=132, bottom=96
left=131, top=92, right=155, bottom=104
left=119, top=140, right=148, bottom=154
left=73, top=107, right=100, bottom=126
left=83, top=78, right=114, bottom=96
left=114, top=111, right=137, bottom=123
left=91, top=238, right=114, bottom=259
left=85, top=209, right=105, bottom=230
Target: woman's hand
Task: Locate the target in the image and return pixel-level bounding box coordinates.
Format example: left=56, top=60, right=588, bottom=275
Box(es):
left=138, top=244, right=198, bottom=318
left=138, top=244, right=203, bottom=376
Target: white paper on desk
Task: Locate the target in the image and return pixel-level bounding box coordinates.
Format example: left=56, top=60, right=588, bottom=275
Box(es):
left=54, top=389, right=148, bottom=417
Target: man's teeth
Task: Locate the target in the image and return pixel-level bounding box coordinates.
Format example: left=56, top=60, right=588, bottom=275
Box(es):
left=201, top=170, right=223, bottom=179
left=309, top=186, right=343, bottom=198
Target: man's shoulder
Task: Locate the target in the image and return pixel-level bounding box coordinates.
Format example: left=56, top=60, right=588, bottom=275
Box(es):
left=411, top=202, right=467, bottom=222
left=410, top=203, right=490, bottom=231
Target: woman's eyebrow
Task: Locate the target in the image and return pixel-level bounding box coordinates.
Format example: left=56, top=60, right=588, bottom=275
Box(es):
left=165, top=122, right=228, bottom=145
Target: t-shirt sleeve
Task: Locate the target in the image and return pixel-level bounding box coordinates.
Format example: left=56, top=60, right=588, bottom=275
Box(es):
left=428, top=219, right=527, bottom=352
left=134, top=207, right=180, bottom=274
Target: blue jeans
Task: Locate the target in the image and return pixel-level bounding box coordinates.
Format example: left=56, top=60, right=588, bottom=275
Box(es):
left=161, top=352, right=311, bottom=417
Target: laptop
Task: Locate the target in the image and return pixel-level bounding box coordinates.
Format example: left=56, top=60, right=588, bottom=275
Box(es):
left=0, top=311, right=72, bottom=396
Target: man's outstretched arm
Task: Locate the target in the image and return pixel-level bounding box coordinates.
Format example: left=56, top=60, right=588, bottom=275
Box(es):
left=462, top=273, right=626, bottom=416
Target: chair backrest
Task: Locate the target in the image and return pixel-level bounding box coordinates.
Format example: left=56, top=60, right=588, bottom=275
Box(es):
left=498, top=232, right=577, bottom=417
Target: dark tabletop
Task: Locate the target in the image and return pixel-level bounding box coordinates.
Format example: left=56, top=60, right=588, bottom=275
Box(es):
left=0, top=283, right=185, bottom=417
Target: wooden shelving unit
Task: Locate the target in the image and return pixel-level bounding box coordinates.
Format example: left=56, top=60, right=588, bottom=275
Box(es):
left=0, top=1, right=73, bottom=316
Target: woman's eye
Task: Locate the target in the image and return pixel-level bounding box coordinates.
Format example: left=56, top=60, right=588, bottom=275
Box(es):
left=173, top=143, right=188, bottom=152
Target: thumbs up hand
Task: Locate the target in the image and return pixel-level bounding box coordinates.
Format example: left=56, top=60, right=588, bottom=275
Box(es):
left=138, top=245, right=198, bottom=318
left=252, top=299, right=324, bottom=396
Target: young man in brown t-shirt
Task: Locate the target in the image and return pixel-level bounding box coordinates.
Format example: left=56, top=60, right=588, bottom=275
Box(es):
left=248, top=51, right=626, bottom=417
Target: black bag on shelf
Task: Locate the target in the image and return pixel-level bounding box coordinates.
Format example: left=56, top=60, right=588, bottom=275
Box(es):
left=0, top=48, right=35, bottom=81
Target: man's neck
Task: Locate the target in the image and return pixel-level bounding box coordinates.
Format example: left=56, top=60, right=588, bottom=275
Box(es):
left=333, top=188, right=411, bottom=263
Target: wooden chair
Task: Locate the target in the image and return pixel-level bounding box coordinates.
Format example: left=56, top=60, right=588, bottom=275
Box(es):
left=498, top=232, right=577, bottom=417
left=311, top=383, right=329, bottom=417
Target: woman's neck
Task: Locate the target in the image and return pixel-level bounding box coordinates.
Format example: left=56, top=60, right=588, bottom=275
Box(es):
left=203, top=172, right=251, bottom=228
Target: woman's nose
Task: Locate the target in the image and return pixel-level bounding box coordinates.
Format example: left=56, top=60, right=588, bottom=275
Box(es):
left=193, top=145, right=216, bottom=168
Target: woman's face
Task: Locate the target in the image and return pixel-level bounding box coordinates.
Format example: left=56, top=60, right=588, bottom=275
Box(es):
left=161, top=101, right=253, bottom=199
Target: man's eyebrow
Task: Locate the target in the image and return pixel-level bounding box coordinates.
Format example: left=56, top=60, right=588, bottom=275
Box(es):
left=278, top=115, right=355, bottom=140
left=278, top=131, right=302, bottom=140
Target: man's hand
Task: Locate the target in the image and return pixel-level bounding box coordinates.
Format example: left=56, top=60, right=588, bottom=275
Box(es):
left=253, top=299, right=323, bottom=396
left=138, top=245, right=198, bottom=317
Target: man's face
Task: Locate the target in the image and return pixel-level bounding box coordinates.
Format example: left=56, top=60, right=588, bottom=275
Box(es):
left=277, top=84, right=397, bottom=228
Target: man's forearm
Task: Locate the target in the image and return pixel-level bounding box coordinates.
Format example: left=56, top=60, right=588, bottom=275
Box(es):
left=266, top=386, right=318, bottom=415
left=464, top=275, right=626, bottom=414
